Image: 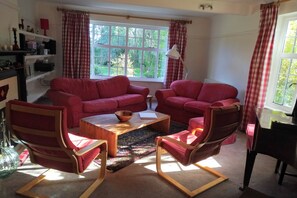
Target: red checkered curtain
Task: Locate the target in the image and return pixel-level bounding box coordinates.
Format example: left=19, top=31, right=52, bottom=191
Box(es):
left=165, top=21, right=187, bottom=88
left=62, top=10, right=90, bottom=79
left=241, top=3, right=279, bottom=130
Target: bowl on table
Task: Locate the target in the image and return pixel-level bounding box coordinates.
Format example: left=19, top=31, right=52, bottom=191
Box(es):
left=115, top=110, right=133, bottom=122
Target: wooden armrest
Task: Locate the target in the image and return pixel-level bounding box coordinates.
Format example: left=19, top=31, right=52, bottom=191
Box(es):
left=157, top=136, right=195, bottom=150
left=75, top=140, right=107, bottom=156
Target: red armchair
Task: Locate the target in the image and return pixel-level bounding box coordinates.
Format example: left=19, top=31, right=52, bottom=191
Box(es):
left=6, top=100, right=108, bottom=197
left=156, top=103, right=242, bottom=197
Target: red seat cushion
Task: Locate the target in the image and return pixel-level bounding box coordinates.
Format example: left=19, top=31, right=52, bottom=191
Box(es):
left=157, top=130, right=198, bottom=165
left=83, top=98, right=117, bottom=113
left=69, top=133, right=101, bottom=172
left=113, top=94, right=144, bottom=107
left=165, top=97, right=195, bottom=109
left=184, top=101, right=211, bottom=114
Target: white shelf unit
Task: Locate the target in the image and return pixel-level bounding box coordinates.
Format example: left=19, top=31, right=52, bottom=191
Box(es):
left=20, top=30, right=56, bottom=103
left=26, top=70, right=55, bottom=83
left=18, top=30, right=54, bottom=40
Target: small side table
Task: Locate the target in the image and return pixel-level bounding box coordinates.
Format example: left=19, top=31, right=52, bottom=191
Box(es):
left=147, top=94, right=153, bottom=109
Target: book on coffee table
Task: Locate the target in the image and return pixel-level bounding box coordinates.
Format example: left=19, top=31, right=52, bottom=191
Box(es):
left=139, top=112, right=157, bottom=119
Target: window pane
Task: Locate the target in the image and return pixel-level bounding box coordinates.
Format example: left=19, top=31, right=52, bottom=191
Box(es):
left=283, top=37, right=295, bottom=53
left=283, top=20, right=297, bottom=54
left=127, top=49, right=142, bottom=77
left=94, top=25, right=109, bottom=45
left=128, top=28, right=143, bottom=48
left=144, top=29, right=158, bottom=48
left=90, top=22, right=168, bottom=80
left=110, top=48, right=125, bottom=76
left=284, top=75, right=297, bottom=106
left=273, top=59, right=290, bottom=104
left=158, top=51, right=166, bottom=78
left=143, top=51, right=157, bottom=78
left=93, top=47, right=109, bottom=76
left=93, top=47, right=108, bottom=76
left=159, top=30, right=168, bottom=50
left=111, top=26, right=126, bottom=46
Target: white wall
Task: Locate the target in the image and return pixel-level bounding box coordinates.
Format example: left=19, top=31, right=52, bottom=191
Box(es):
left=207, top=1, right=297, bottom=103
left=0, top=0, right=19, bottom=47
left=208, top=13, right=259, bottom=103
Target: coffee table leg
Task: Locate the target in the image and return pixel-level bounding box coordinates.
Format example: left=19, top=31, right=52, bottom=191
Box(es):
left=149, top=117, right=170, bottom=133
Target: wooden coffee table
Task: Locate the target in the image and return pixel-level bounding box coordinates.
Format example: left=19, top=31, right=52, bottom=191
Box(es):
left=79, top=110, right=170, bottom=157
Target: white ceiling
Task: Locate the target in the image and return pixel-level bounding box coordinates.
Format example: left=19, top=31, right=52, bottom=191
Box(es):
left=36, top=0, right=276, bottom=18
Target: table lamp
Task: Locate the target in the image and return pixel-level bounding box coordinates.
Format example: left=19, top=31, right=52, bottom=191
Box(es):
left=166, top=44, right=188, bottom=79
left=40, top=18, right=49, bottom=36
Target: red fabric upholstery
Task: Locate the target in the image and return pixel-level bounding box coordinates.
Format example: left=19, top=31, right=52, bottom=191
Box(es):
left=157, top=103, right=242, bottom=166
left=50, top=77, right=99, bottom=101
left=197, top=83, right=238, bottom=103
left=184, top=101, right=211, bottom=114
left=6, top=100, right=105, bottom=174
left=113, top=94, right=145, bottom=107
left=156, top=80, right=240, bottom=124
left=96, top=75, right=130, bottom=98
left=188, top=116, right=237, bottom=145
left=170, top=80, right=203, bottom=99
left=83, top=98, right=118, bottom=113
left=47, top=75, right=149, bottom=128
left=165, top=97, right=195, bottom=109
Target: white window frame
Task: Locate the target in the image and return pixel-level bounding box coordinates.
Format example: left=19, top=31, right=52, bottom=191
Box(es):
left=90, top=20, right=169, bottom=82
left=266, top=12, right=297, bottom=113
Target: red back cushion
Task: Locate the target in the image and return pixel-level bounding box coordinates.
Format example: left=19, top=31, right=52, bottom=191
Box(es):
left=50, top=78, right=100, bottom=101
left=170, top=80, right=203, bottom=99
left=197, top=83, right=238, bottom=103
left=7, top=100, right=76, bottom=150
left=97, top=75, right=130, bottom=98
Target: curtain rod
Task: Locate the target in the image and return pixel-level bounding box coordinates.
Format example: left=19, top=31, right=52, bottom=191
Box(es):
left=56, top=7, right=192, bottom=24
left=275, top=0, right=290, bottom=5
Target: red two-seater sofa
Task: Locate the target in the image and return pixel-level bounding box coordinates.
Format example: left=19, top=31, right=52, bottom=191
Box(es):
left=155, top=80, right=240, bottom=124
left=47, top=75, right=149, bottom=128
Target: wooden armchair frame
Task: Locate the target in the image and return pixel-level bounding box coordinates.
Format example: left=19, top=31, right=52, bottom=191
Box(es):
left=6, top=100, right=108, bottom=198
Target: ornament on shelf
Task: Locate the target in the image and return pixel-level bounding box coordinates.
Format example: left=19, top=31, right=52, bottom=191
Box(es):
left=12, top=28, right=19, bottom=50
left=18, top=19, right=24, bottom=30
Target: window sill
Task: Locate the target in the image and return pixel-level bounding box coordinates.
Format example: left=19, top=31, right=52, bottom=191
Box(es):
left=91, top=76, right=164, bottom=83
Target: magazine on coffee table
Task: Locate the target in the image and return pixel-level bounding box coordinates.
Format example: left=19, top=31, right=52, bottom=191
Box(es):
left=139, top=112, right=158, bottom=119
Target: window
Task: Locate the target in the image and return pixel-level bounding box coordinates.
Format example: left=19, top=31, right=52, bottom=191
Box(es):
left=89, top=21, right=169, bottom=81
left=266, top=13, right=297, bottom=113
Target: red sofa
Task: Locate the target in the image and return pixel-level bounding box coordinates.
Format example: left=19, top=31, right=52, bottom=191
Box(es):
left=47, top=75, right=149, bottom=128
left=155, top=80, right=240, bottom=124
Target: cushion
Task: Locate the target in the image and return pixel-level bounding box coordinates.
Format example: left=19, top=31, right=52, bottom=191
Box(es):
left=184, top=101, right=211, bottom=114
left=50, top=78, right=99, bottom=101
left=69, top=133, right=100, bottom=172
left=157, top=130, right=198, bottom=165
left=113, top=94, right=144, bottom=107
left=165, top=97, right=195, bottom=109
left=197, top=83, right=238, bottom=103
left=97, top=75, right=130, bottom=98
left=170, top=80, right=203, bottom=99
left=83, top=98, right=118, bottom=113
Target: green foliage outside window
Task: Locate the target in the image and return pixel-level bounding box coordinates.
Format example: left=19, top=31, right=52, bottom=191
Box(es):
left=90, top=22, right=168, bottom=80
left=273, top=19, right=297, bottom=107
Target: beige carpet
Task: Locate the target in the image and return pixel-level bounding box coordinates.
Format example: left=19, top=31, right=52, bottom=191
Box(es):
left=1, top=131, right=297, bottom=198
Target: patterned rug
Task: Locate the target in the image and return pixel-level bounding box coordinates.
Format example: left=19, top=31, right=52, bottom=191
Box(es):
left=95, top=121, right=187, bottom=172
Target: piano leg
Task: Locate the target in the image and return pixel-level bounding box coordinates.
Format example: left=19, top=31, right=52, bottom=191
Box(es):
left=240, top=149, right=257, bottom=191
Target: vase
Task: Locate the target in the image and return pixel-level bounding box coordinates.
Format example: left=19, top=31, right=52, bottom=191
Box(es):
left=0, top=145, right=19, bottom=179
